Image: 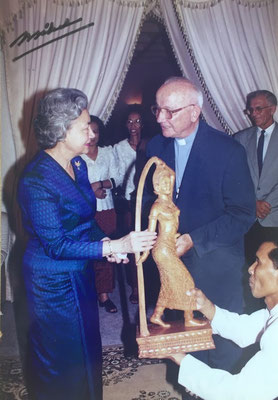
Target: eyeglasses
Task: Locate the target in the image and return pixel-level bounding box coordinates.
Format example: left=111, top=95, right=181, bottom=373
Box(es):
left=244, top=106, right=272, bottom=116
left=127, top=119, right=142, bottom=125
left=151, top=104, right=196, bottom=120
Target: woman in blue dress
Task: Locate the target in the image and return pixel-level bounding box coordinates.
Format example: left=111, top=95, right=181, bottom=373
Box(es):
left=17, top=88, right=156, bottom=400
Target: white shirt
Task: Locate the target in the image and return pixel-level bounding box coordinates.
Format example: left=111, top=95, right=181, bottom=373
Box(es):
left=256, top=122, right=275, bottom=161
left=81, top=146, right=121, bottom=212
left=178, top=304, right=278, bottom=400
left=113, top=139, right=136, bottom=201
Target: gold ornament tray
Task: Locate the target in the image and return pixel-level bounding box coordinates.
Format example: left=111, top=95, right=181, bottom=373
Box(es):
left=137, top=320, right=215, bottom=359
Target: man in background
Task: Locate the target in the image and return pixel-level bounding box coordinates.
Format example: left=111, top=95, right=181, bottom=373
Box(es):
left=235, top=90, right=278, bottom=266
left=146, top=77, right=255, bottom=382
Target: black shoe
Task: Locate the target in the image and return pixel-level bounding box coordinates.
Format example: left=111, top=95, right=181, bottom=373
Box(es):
left=99, top=299, right=118, bottom=313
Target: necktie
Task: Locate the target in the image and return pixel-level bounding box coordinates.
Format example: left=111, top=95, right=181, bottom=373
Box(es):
left=257, top=129, right=265, bottom=176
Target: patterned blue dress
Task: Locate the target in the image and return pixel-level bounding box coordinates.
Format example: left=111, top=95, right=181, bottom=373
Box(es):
left=18, top=151, right=106, bottom=400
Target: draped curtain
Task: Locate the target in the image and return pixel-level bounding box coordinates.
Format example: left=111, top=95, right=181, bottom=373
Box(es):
left=1, top=0, right=146, bottom=162
left=170, top=0, right=278, bottom=133
left=159, top=0, right=226, bottom=131
left=1, top=0, right=277, bottom=218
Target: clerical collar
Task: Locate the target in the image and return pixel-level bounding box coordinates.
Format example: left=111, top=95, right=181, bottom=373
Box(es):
left=175, top=138, right=186, bottom=146
left=175, top=124, right=199, bottom=146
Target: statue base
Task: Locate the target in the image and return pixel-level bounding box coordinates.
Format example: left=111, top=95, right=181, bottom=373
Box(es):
left=136, top=320, right=215, bottom=359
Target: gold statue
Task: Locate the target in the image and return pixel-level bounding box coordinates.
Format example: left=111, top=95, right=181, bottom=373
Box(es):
left=135, top=157, right=214, bottom=357
left=139, top=158, right=206, bottom=328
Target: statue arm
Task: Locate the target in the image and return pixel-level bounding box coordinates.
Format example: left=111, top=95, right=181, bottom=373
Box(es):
left=148, top=211, right=158, bottom=232
left=138, top=205, right=158, bottom=263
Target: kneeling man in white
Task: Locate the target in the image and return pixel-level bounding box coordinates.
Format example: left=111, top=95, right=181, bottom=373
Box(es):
left=168, top=241, right=278, bottom=400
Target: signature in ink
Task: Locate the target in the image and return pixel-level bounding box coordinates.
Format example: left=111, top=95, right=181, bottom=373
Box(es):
left=10, top=17, right=83, bottom=47
left=10, top=17, right=94, bottom=62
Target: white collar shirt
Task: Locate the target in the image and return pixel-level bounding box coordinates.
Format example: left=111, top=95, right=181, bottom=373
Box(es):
left=256, top=122, right=275, bottom=161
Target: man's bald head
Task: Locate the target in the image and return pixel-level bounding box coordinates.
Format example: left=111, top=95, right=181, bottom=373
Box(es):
left=155, top=77, right=203, bottom=138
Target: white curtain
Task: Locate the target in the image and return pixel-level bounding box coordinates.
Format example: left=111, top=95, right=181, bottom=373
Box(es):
left=0, top=0, right=146, bottom=162
left=0, top=0, right=148, bottom=247
left=159, top=0, right=226, bottom=131
left=172, top=0, right=278, bottom=133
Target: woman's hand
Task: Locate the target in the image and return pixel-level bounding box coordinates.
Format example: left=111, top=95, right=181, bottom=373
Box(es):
left=91, top=181, right=107, bottom=199
left=94, top=188, right=107, bottom=199
left=102, top=231, right=156, bottom=262
left=186, top=288, right=216, bottom=321
left=106, top=253, right=129, bottom=264
left=112, top=230, right=157, bottom=255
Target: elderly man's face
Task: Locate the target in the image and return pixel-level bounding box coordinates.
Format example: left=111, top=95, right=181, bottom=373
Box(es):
left=247, top=95, right=276, bottom=130
left=155, top=83, right=200, bottom=138
left=248, top=242, right=278, bottom=309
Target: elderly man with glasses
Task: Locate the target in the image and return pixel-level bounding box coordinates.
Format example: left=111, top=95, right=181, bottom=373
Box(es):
left=146, top=77, right=255, bottom=390
left=235, top=91, right=278, bottom=282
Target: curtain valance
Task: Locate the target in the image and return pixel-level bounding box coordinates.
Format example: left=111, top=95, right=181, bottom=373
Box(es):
left=175, top=0, right=274, bottom=8
left=0, top=0, right=148, bottom=36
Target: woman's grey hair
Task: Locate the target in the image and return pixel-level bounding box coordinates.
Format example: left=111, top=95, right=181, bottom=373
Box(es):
left=34, top=88, right=88, bottom=149
left=163, top=76, right=203, bottom=108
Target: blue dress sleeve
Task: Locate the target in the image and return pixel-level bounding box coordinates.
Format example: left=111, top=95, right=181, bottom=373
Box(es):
left=18, top=156, right=106, bottom=261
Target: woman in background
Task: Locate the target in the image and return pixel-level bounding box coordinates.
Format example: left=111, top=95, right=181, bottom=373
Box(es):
left=17, top=88, right=156, bottom=400
left=113, top=104, right=148, bottom=304
left=82, top=115, right=120, bottom=313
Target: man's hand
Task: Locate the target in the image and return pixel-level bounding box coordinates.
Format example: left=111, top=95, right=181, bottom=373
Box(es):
left=176, top=233, right=193, bottom=257
left=154, top=352, right=186, bottom=365
left=167, top=353, right=186, bottom=365
left=256, top=200, right=271, bottom=219
left=186, top=288, right=216, bottom=321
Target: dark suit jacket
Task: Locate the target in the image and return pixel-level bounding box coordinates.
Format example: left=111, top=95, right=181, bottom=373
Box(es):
left=234, top=122, right=278, bottom=227
left=18, top=151, right=105, bottom=272
left=146, top=120, right=255, bottom=310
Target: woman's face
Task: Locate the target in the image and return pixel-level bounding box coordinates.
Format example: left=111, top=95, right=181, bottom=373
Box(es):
left=64, top=109, right=93, bottom=155
left=126, top=112, right=142, bottom=138
left=88, top=121, right=100, bottom=147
